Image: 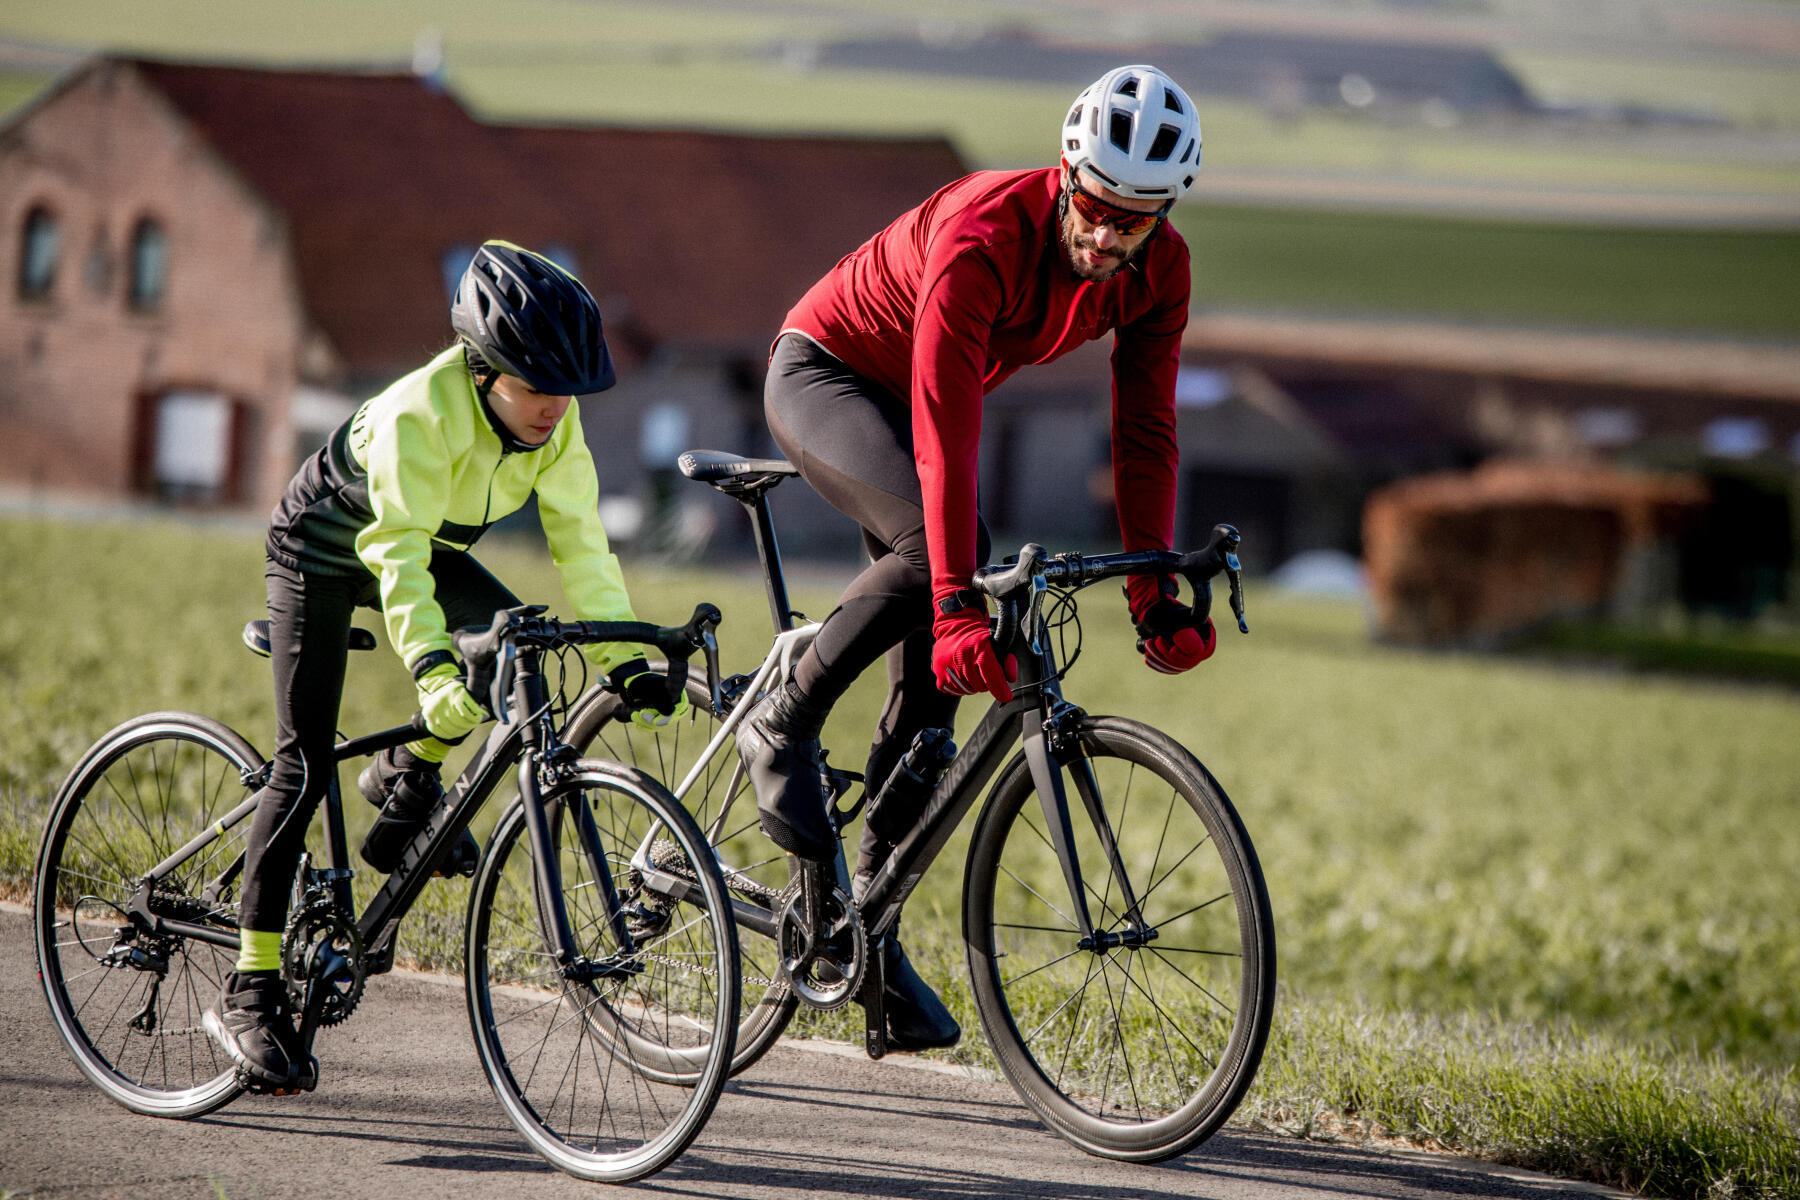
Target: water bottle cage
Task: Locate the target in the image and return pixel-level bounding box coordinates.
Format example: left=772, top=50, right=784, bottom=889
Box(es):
left=824, top=761, right=867, bottom=827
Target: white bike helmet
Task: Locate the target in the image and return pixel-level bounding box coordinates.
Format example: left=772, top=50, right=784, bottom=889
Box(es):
left=1061, top=65, right=1201, bottom=201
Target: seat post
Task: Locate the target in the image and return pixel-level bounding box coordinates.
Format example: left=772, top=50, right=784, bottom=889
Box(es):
left=738, top=490, right=795, bottom=633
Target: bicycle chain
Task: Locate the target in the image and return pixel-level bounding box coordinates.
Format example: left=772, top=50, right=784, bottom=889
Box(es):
left=643, top=838, right=791, bottom=990
left=638, top=948, right=782, bottom=990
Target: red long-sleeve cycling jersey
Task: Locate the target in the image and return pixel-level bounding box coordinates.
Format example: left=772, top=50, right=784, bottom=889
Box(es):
left=780, top=166, right=1189, bottom=601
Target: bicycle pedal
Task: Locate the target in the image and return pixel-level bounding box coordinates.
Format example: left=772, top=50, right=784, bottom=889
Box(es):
left=234, top=1050, right=319, bottom=1096
left=431, top=830, right=480, bottom=878
left=238, top=1067, right=313, bottom=1097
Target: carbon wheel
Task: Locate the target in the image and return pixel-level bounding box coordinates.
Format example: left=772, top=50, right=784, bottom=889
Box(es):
left=963, top=716, right=1275, bottom=1162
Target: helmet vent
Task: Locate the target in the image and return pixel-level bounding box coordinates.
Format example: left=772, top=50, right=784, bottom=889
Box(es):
left=1116, top=77, right=1139, bottom=98
left=1163, top=90, right=1184, bottom=115
left=1109, top=110, right=1133, bottom=152
left=1147, top=124, right=1181, bottom=162
left=1065, top=104, right=1082, bottom=128
left=1180, top=139, right=1196, bottom=164
left=1064, top=137, right=1080, bottom=152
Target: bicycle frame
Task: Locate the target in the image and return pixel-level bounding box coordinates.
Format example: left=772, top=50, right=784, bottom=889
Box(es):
left=125, top=645, right=611, bottom=978
left=627, top=565, right=1135, bottom=989
left=629, top=461, right=1161, bottom=993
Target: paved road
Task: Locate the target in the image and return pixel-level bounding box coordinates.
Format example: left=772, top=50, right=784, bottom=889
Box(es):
left=1, top=906, right=1618, bottom=1200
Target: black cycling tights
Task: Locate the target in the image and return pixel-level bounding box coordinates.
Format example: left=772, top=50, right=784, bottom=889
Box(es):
left=238, top=553, right=518, bottom=935
left=764, top=333, right=992, bottom=794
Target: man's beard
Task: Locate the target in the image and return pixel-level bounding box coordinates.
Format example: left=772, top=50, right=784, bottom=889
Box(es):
left=1060, top=213, right=1139, bottom=282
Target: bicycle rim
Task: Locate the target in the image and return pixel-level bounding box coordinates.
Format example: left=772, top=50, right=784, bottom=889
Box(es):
left=963, top=716, right=1275, bottom=1162
left=567, top=677, right=797, bottom=1076
left=33, top=712, right=259, bottom=1118
left=465, top=765, right=739, bottom=1182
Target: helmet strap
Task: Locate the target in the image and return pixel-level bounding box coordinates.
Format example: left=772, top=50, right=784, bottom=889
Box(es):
left=476, top=389, right=543, bottom=455
left=463, top=342, right=540, bottom=454
left=462, top=342, right=501, bottom=401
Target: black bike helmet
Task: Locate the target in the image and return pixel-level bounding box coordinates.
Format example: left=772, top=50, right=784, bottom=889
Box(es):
left=451, top=240, right=616, bottom=395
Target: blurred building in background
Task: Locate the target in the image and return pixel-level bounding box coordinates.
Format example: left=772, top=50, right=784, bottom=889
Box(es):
left=0, top=55, right=963, bottom=543
left=1178, top=314, right=1800, bottom=635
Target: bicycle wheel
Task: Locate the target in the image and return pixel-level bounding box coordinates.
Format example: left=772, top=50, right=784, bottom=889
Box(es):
left=465, top=761, right=739, bottom=1183
left=33, top=712, right=262, bottom=1118
left=566, top=677, right=798, bottom=1077
left=963, top=716, right=1275, bottom=1162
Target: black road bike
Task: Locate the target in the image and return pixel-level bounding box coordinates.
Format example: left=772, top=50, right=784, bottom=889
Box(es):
left=572, top=450, right=1277, bottom=1163
left=32, top=605, right=741, bottom=1183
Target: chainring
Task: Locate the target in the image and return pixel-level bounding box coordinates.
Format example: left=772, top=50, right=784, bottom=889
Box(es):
left=282, top=900, right=366, bottom=1027
left=777, top=882, right=865, bottom=1011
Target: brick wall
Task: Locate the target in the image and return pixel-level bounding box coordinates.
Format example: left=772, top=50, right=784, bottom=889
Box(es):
left=0, top=60, right=303, bottom=511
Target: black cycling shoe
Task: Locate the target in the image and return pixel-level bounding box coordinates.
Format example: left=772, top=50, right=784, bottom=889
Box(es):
left=879, top=933, right=961, bottom=1051
left=737, top=682, right=837, bottom=862
left=203, top=970, right=310, bottom=1089
left=357, top=746, right=477, bottom=877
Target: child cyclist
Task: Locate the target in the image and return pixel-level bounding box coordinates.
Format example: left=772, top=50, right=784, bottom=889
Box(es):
left=204, top=241, right=685, bottom=1092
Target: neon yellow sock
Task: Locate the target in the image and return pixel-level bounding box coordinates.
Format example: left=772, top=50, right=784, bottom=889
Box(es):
left=237, top=928, right=283, bottom=973
left=405, top=736, right=452, bottom=764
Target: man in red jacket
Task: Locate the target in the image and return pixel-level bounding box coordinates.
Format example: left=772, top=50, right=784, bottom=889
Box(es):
left=739, top=65, right=1216, bottom=1050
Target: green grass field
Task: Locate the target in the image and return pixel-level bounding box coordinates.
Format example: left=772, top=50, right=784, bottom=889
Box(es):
left=5, top=2, right=1800, bottom=341
left=3, top=514, right=1796, bottom=1196
left=1176, top=205, right=1800, bottom=337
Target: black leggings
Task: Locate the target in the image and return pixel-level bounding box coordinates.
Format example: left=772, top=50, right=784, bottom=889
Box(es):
left=238, top=552, right=518, bottom=934
left=764, top=333, right=991, bottom=794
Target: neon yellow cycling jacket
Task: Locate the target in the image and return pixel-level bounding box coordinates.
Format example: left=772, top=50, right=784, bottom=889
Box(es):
left=266, top=345, right=638, bottom=675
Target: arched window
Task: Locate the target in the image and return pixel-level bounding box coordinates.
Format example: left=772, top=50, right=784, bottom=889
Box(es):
left=128, top=216, right=167, bottom=310
left=18, top=205, right=60, bottom=300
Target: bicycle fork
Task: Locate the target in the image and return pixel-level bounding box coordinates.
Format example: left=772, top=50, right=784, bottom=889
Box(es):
left=1022, top=701, right=1153, bottom=949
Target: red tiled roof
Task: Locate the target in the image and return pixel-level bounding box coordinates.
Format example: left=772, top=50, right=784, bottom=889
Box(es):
left=498, top=124, right=966, bottom=353
left=129, top=59, right=967, bottom=380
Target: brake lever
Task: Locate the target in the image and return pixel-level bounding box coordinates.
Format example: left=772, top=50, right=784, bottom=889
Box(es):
left=490, top=639, right=517, bottom=725
left=1225, top=547, right=1248, bottom=634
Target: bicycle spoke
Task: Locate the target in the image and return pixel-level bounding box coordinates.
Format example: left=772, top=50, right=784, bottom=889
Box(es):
left=998, top=861, right=1078, bottom=929
left=1105, top=951, right=1219, bottom=1071
left=1147, top=946, right=1237, bottom=1018
left=998, top=943, right=1087, bottom=989
left=1152, top=891, right=1234, bottom=930
left=1015, top=806, right=1128, bottom=929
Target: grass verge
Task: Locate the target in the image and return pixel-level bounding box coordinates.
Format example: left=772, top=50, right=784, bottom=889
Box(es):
left=1514, top=620, right=1800, bottom=689
left=1250, top=998, right=1800, bottom=1200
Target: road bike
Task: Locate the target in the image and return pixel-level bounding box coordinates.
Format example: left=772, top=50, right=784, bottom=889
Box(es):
left=32, top=604, right=740, bottom=1183
left=571, top=449, right=1277, bottom=1163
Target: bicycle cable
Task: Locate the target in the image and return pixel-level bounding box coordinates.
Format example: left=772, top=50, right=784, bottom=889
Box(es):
left=1037, top=582, right=1086, bottom=685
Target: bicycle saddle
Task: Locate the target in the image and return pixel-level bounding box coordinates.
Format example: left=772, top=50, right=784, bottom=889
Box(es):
left=242, top=620, right=378, bottom=658
left=677, top=449, right=797, bottom=497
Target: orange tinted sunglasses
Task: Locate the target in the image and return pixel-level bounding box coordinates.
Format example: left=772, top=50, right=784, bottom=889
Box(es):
left=1065, top=168, right=1171, bottom=236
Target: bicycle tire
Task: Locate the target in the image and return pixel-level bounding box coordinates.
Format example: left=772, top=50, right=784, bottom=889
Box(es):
left=566, top=676, right=798, bottom=1078
left=465, top=760, right=739, bottom=1183
left=963, top=716, right=1275, bottom=1162
left=33, top=711, right=262, bottom=1119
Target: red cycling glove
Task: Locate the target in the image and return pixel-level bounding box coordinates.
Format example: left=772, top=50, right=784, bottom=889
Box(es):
left=931, top=599, right=1017, bottom=703
left=1125, top=575, right=1217, bottom=675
